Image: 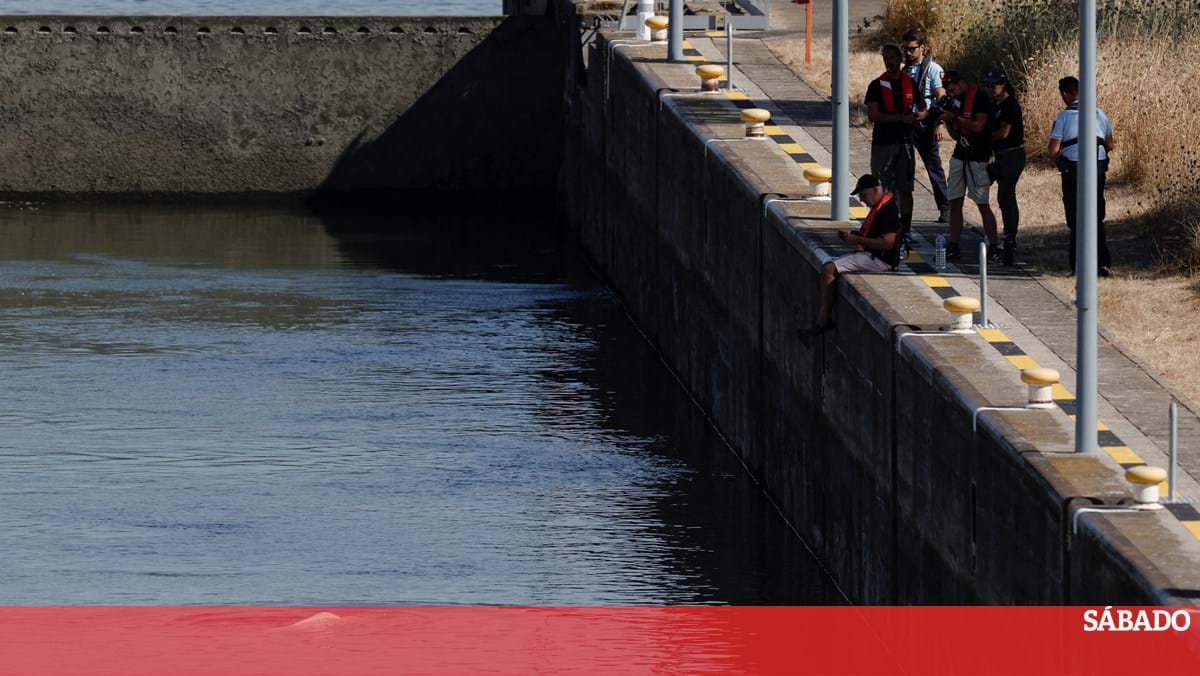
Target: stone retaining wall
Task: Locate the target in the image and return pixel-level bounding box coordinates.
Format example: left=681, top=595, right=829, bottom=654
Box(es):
left=557, top=0, right=1200, bottom=603
left=0, top=15, right=562, bottom=198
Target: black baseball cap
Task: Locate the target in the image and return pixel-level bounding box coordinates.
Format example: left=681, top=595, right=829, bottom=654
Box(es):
left=982, top=68, right=1008, bottom=85
left=850, top=174, right=881, bottom=195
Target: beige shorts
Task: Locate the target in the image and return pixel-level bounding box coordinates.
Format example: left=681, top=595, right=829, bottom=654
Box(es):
left=833, top=251, right=893, bottom=274
left=948, top=157, right=991, bottom=204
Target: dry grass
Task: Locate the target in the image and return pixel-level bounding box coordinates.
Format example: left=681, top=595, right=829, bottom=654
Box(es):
left=1041, top=274, right=1200, bottom=405
left=877, top=0, right=972, bottom=58
left=1001, top=167, right=1200, bottom=403
left=770, top=0, right=1200, bottom=400
left=765, top=35, right=879, bottom=100
left=877, top=0, right=1200, bottom=268
left=879, top=0, right=1200, bottom=81
left=1021, top=41, right=1200, bottom=194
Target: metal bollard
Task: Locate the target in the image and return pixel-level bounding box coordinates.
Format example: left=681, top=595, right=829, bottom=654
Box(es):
left=1126, top=465, right=1168, bottom=509
left=725, top=22, right=734, bottom=91
left=740, top=108, right=770, bottom=137
left=636, top=0, right=654, bottom=40
left=804, top=167, right=832, bottom=198
left=696, top=64, right=724, bottom=92
left=646, top=16, right=668, bottom=42
left=943, top=296, right=979, bottom=333
left=978, top=240, right=988, bottom=328
left=1021, top=368, right=1059, bottom=409
left=1170, top=400, right=1178, bottom=500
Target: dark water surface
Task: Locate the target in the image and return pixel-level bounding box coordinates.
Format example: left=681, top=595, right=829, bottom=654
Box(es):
left=0, top=203, right=844, bottom=604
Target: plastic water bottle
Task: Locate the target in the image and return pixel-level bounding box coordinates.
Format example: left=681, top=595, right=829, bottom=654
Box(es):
left=935, top=234, right=947, bottom=271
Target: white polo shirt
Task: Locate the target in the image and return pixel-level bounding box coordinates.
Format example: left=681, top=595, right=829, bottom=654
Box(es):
left=1050, top=102, right=1113, bottom=161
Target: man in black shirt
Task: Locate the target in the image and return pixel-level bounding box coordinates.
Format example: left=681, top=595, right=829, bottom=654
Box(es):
left=940, top=71, right=998, bottom=262
left=985, top=68, right=1025, bottom=266
left=864, top=44, right=924, bottom=237
left=800, top=174, right=901, bottom=342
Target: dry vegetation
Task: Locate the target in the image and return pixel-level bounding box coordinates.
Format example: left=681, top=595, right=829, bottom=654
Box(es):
left=878, top=0, right=1200, bottom=262
left=766, top=35, right=878, bottom=100
left=769, top=0, right=1200, bottom=401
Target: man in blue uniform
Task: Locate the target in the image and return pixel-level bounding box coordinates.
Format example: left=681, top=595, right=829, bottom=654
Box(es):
left=901, top=28, right=950, bottom=223
left=1046, top=76, right=1115, bottom=277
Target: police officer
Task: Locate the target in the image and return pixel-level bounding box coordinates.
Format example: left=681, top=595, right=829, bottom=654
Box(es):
left=1046, top=75, right=1114, bottom=277
left=901, top=27, right=951, bottom=223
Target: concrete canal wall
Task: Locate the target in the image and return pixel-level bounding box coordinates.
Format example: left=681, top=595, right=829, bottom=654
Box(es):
left=0, top=15, right=563, bottom=198
left=556, top=1, right=1200, bottom=603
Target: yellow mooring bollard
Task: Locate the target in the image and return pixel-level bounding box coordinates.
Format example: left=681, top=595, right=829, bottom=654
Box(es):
left=1126, top=465, right=1168, bottom=509
left=696, top=64, right=724, bottom=92
left=804, top=167, right=832, bottom=197
left=740, top=108, right=770, bottom=138
left=645, top=16, right=668, bottom=42
left=942, top=296, right=980, bottom=333
left=1020, top=368, right=1060, bottom=409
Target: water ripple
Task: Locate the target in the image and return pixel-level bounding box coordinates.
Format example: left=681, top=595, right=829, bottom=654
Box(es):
left=0, top=205, right=840, bottom=605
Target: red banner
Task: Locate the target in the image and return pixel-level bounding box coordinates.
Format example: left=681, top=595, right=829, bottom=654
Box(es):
left=1, top=606, right=1198, bottom=675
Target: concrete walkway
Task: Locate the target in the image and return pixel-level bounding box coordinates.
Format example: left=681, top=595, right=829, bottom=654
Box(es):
left=689, top=5, right=1200, bottom=520
left=764, top=0, right=883, bottom=36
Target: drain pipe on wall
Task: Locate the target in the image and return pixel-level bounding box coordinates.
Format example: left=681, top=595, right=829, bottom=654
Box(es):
left=606, top=17, right=669, bottom=101
left=972, top=368, right=1059, bottom=434
left=1065, top=467, right=1166, bottom=602
left=894, top=296, right=981, bottom=356
left=606, top=40, right=645, bottom=101
left=657, top=65, right=728, bottom=114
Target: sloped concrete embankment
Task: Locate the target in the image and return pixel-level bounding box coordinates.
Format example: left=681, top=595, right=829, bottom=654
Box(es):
left=0, top=15, right=563, bottom=199
left=557, top=9, right=1200, bottom=603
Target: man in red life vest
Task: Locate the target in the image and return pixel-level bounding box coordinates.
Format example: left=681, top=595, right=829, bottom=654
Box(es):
left=800, top=174, right=901, bottom=342
left=864, top=44, right=925, bottom=239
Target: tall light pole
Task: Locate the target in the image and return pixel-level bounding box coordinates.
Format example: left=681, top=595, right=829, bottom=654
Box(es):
left=668, top=0, right=683, bottom=62
left=831, top=0, right=849, bottom=221
left=1075, top=0, right=1098, bottom=454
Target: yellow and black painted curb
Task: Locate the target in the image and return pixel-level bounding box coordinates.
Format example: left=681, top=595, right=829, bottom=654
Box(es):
left=679, top=37, right=1200, bottom=539
left=680, top=41, right=848, bottom=207
left=905, top=250, right=1200, bottom=539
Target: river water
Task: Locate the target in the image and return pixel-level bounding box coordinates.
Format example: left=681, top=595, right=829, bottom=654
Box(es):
left=0, top=203, right=843, bottom=604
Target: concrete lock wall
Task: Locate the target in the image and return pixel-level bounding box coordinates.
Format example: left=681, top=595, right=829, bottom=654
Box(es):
left=0, top=15, right=563, bottom=198
left=557, top=1, right=1197, bottom=603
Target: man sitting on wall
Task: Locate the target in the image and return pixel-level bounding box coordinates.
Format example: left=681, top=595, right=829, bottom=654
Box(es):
left=799, top=174, right=901, bottom=343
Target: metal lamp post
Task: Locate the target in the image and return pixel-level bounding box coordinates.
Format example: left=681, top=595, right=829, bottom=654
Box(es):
left=668, top=0, right=683, bottom=62
left=832, top=0, right=848, bottom=221
left=1075, top=0, right=1098, bottom=454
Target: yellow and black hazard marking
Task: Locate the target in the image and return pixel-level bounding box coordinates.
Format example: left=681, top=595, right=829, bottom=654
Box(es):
left=720, top=90, right=820, bottom=166
left=678, top=44, right=822, bottom=169
left=667, top=37, right=1200, bottom=537
left=918, top=262, right=1200, bottom=537
left=680, top=40, right=707, bottom=63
